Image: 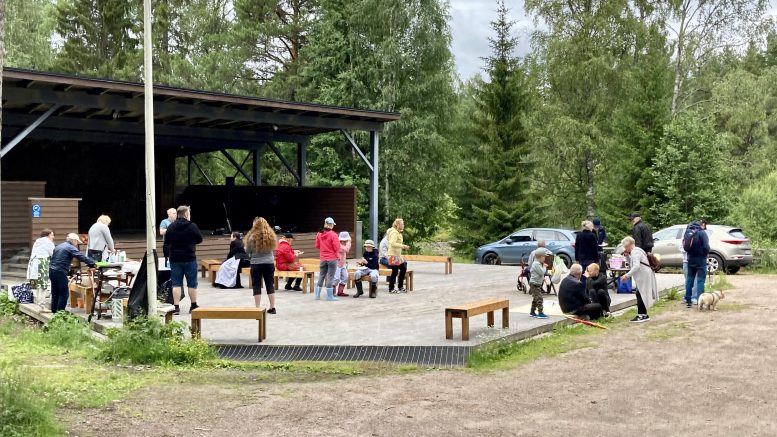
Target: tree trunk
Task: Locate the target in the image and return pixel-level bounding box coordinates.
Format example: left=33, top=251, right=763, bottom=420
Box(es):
left=584, top=154, right=595, bottom=218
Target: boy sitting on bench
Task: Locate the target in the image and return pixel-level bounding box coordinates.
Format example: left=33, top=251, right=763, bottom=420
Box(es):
left=354, top=240, right=379, bottom=298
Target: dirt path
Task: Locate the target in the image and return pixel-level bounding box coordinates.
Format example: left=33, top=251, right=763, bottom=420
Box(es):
left=68, top=275, right=777, bottom=437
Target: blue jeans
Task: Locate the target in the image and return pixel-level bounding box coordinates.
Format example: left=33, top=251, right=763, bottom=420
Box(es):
left=685, top=264, right=706, bottom=303
left=170, top=260, right=198, bottom=289
left=49, top=269, right=70, bottom=313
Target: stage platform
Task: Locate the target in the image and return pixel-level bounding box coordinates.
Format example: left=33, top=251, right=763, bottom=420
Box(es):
left=22, top=262, right=683, bottom=366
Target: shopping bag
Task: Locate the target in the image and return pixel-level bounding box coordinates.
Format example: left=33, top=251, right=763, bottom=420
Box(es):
left=616, top=276, right=632, bottom=294
left=11, top=283, right=34, bottom=304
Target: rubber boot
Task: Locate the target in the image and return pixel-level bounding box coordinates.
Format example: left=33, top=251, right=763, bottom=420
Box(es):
left=369, top=282, right=377, bottom=298
left=336, top=283, right=349, bottom=297
left=354, top=281, right=364, bottom=298
left=326, top=287, right=338, bottom=301
left=314, top=286, right=321, bottom=300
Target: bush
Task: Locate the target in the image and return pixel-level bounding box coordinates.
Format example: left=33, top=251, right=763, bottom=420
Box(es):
left=729, top=171, right=777, bottom=244
left=0, top=292, right=20, bottom=317
left=99, top=317, right=216, bottom=365
left=0, top=364, right=61, bottom=437
left=45, top=312, right=93, bottom=349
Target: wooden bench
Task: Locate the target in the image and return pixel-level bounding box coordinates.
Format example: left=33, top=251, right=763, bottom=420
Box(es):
left=191, top=307, right=267, bottom=342
left=403, top=254, right=453, bottom=274
left=346, top=268, right=414, bottom=291
left=273, top=270, right=315, bottom=293
left=445, top=299, right=509, bottom=341
left=200, top=259, right=222, bottom=278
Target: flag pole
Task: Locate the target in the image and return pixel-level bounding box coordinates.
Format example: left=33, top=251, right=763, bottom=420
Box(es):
left=143, top=0, right=157, bottom=315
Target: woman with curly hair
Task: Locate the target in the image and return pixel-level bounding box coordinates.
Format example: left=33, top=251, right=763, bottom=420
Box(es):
left=245, top=217, right=278, bottom=313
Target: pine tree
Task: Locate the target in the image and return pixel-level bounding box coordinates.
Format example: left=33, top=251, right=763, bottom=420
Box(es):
left=453, top=0, right=533, bottom=256
left=54, top=0, right=140, bottom=80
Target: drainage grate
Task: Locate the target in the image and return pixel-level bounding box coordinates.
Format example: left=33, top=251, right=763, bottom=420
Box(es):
left=217, top=345, right=472, bottom=368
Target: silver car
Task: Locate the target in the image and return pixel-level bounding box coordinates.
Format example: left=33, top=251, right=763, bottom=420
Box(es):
left=652, top=224, right=753, bottom=274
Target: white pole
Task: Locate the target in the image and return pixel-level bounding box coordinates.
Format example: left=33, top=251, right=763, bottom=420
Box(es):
left=143, top=0, right=157, bottom=315
left=0, top=0, right=6, bottom=293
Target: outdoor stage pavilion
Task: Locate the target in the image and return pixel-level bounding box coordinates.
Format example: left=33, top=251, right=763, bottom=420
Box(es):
left=0, top=68, right=399, bottom=261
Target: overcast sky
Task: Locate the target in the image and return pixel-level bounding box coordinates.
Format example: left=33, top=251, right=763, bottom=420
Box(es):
left=449, top=0, right=777, bottom=80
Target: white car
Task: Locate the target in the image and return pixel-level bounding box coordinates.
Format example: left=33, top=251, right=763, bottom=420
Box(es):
left=652, top=224, right=753, bottom=274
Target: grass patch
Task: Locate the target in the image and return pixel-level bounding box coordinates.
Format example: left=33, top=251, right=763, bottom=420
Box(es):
left=468, top=324, right=597, bottom=371
left=0, top=292, right=21, bottom=316
left=0, top=364, right=62, bottom=437
left=646, top=322, right=688, bottom=341
left=664, top=286, right=681, bottom=301
left=708, top=272, right=733, bottom=291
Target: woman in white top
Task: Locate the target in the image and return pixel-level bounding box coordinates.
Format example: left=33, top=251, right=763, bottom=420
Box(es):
left=621, top=236, right=658, bottom=323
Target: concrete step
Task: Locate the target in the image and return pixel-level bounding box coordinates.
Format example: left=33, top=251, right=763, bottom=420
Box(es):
left=5, top=263, right=28, bottom=270
left=1, top=271, right=28, bottom=281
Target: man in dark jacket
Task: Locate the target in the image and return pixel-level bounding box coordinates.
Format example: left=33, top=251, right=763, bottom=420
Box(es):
left=163, top=205, right=203, bottom=315
left=684, top=220, right=710, bottom=307
left=558, top=264, right=603, bottom=320
left=49, top=233, right=96, bottom=313
left=629, top=212, right=654, bottom=253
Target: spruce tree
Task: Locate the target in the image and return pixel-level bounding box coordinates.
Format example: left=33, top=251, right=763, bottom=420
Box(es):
left=454, top=0, right=532, bottom=256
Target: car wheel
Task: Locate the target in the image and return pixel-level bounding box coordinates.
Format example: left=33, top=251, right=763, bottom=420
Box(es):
left=557, top=253, right=572, bottom=268
left=482, top=252, right=501, bottom=265
left=726, top=266, right=740, bottom=275
left=707, top=254, right=723, bottom=274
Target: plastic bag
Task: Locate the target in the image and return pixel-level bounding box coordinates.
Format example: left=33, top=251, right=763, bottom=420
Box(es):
left=551, top=256, right=569, bottom=284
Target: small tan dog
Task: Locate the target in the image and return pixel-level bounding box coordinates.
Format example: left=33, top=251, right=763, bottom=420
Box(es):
left=698, top=290, right=725, bottom=311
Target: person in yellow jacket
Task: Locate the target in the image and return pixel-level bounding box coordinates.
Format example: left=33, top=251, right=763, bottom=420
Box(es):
left=386, top=218, right=410, bottom=293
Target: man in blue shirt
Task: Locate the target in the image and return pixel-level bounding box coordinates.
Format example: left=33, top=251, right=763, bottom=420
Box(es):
left=159, top=208, right=177, bottom=237
left=49, top=233, right=96, bottom=313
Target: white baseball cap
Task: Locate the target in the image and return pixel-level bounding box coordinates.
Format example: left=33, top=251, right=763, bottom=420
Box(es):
left=325, top=217, right=336, bottom=225
left=67, top=233, right=83, bottom=243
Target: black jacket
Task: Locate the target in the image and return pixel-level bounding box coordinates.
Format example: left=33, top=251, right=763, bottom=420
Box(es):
left=575, top=230, right=599, bottom=264
left=227, top=239, right=248, bottom=261
left=163, top=219, right=203, bottom=263
left=362, top=250, right=379, bottom=270
left=558, top=275, right=591, bottom=314
left=632, top=220, right=654, bottom=252
left=586, top=273, right=607, bottom=293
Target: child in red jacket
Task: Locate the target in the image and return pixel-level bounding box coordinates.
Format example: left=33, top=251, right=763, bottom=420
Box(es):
left=275, top=232, right=303, bottom=291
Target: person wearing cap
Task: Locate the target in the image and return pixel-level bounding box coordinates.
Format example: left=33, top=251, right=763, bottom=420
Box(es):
left=354, top=240, right=380, bottom=298
left=332, top=231, right=352, bottom=297
left=275, top=232, right=304, bottom=291
left=528, top=250, right=550, bottom=318
left=315, top=217, right=341, bottom=301
left=386, top=218, right=410, bottom=293
left=629, top=212, right=654, bottom=253
left=48, top=233, right=96, bottom=313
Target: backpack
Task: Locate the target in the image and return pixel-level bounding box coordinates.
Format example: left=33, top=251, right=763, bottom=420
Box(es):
left=645, top=253, right=661, bottom=272
left=682, top=226, right=703, bottom=256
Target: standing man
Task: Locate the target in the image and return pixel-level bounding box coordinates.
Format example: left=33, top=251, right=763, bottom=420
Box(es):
left=163, top=206, right=203, bottom=315
left=629, top=212, right=654, bottom=253
left=159, top=208, right=177, bottom=236
left=49, top=233, right=96, bottom=313
left=683, top=220, right=710, bottom=308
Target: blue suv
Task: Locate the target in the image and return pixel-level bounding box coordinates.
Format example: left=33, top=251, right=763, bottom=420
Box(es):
left=475, top=228, right=577, bottom=266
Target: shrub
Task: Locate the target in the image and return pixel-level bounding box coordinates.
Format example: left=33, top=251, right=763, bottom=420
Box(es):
left=0, top=292, right=20, bottom=317
left=0, top=364, right=61, bottom=437
left=98, top=316, right=216, bottom=365
left=664, top=286, right=680, bottom=301
left=45, top=312, right=93, bottom=349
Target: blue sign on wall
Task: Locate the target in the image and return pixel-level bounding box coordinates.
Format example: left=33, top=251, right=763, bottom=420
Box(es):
left=32, top=204, right=42, bottom=218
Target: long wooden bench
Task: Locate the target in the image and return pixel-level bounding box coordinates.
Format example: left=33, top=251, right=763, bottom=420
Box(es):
left=403, top=254, right=453, bottom=274
left=346, top=268, right=414, bottom=291
left=273, top=270, right=315, bottom=293
left=200, top=259, right=222, bottom=278
left=445, top=299, right=509, bottom=341
left=191, top=307, right=267, bottom=342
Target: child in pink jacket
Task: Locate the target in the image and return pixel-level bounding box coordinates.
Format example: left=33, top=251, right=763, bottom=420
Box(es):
left=333, top=231, right=352, bottom=297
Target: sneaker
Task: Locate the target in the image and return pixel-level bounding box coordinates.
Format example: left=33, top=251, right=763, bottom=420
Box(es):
left=691, top=299, right=698, bottom=305
left=189, top=303, right=199, bottom=313
left=388, top=289, right=398, bottom=294
left=535, top=313, right=549, bottom=319
left=529, top=313, right=537, bottom=318
left=172, top=307, right=180, bottom=315
left=686, top=301, right=692, bottom=308
left=604, top=312, right=613, bottom=318
left=284, top=284, right=293, bottom=290
left=398, top=287, right=407, bottom=293
left=292, top=286, right=303, bottom=292
left=630, top=314, right=650, bottom=323
left=267, top=308, right=277, bottom=314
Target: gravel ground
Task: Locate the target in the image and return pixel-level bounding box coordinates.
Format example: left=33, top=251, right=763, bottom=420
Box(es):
left=66, top=275, right=777, bottom=437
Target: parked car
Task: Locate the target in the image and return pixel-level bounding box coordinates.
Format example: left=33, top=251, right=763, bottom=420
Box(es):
left=475, top=228, right=577, bottom=267
left=652, top=224, right=753, bottom=274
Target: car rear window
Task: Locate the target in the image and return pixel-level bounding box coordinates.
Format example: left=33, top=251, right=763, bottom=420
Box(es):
left=534, top=230, right=557, bottom=241
left=728, top=229, right=747, bottom=239
left=555, top=231, right=570, bottom=241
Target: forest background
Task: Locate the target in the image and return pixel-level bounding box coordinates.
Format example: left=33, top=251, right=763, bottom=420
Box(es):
left=5, top=0, right=777, bottom=257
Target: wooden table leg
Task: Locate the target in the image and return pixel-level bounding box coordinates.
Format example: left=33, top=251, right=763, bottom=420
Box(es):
left=502, top=307, right=510, bottom=328
left=461, top=316, right=470, bottom=341
left=257, top=318, right=263, bottom=342
left=487, top=310, right=494, bottom=327
left=273, top=276, right=279, bottom=290
left=445, top=311, right=453, bottom=339
left=191, top=319, right=201, bottom=339
left=408, top=272, right=414, bottom=291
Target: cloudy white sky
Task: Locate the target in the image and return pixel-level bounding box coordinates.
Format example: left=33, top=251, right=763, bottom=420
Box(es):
left=449, top=0, right=777, bottom=80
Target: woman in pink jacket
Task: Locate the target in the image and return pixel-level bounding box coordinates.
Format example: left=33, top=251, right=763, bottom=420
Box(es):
left=315, top=217, right=341, bottom=301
